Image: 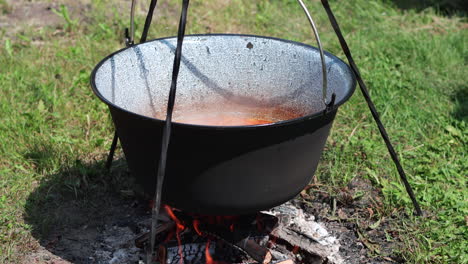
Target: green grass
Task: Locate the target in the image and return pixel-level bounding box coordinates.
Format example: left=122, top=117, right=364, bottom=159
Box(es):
left=0, top=0, right=466, bottom=263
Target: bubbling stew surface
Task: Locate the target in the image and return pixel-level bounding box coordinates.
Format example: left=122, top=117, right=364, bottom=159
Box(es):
left=145, top=100, right=305, bottom=126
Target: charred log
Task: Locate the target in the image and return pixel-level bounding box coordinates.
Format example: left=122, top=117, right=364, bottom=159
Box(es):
left=135, top=222, right=175, bottom=249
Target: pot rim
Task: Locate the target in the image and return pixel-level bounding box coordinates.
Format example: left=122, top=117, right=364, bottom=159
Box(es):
left=90, top=33, right=356, bottom=130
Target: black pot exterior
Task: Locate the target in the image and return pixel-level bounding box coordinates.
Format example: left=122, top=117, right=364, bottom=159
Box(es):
left=110, top=105, right=337, bottom=215
left=91, top=34, right=357, bottom=215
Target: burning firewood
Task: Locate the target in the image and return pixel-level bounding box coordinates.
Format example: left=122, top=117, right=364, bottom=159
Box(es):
left=199, top=222, right=273, bottom=264
left=270, top=226, right=330, bottom=259
left=236, top=238, right=272, bottom=264
left=134, top=203, right=342, bottom=263
left=158, top=245, right=167, bottom=264
left=135, top=222, right=176, bottom=248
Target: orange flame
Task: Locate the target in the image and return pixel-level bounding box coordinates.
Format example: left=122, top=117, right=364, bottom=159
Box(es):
left=164, top=205, right=185, bottom=231
left=205, top=239, right=228, bottom=264
left=193, top=219, right=203, bottom=236
left=164, top=205, right=185, bottom=264
left=205, top=239, right=222, bottom=264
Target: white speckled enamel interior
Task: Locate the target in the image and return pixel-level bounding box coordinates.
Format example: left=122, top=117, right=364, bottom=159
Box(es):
left=93, top=35, right=354, bottom=119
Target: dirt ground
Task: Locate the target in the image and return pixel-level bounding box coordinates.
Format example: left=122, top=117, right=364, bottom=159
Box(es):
left=0, top=0, right=152, bottom=37
left=0, top=0, right=89, bottom=34
left=21, top=158, right=401, bottom=264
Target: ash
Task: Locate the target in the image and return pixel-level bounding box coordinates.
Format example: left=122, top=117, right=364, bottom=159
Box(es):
left=92, top=202, right=344, bottom=264
left=25, top=199, right=345, bottom=264
left=91, top=225, right=144, bottom=264
left=263, top=202, right=343, bottom=264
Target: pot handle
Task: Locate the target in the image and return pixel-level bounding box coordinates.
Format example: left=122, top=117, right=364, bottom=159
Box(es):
left=125, top=0, right=137, bottom=46
left=296, top=0, right=332, bottom=109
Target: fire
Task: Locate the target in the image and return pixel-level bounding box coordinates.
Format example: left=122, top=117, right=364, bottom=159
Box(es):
left=158, top=207, right=258, bottom=264
left=205, top=239, right=224, bottom=264
left=193, top=219, right=203, bottom=236
left=164, top=205, right=185, bottom=264
left=191, top=215, right=238, bottom=234
left=164, top=205, right=185, bottom=230
left=205, top=239, right=214, bottom=264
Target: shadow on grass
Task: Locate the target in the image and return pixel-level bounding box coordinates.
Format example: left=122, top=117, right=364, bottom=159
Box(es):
left=451, top=86, right=467, bottom=122
left=23, top=157, right=150, bottom=263
left=390, top=0, right=467, bottom=14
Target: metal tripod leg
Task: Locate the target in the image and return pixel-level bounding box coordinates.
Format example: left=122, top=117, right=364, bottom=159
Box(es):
left=321, top=0, right=422, bottom=216
left=106, top=131, right=119, bottom=170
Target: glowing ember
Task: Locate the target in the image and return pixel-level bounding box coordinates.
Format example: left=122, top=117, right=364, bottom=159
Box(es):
left=270, top=235, right=278, bottom=245
left=292, top=245, right=300, bottom=254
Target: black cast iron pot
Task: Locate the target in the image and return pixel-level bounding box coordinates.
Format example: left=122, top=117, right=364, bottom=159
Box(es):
left=91, top=34, right=356, bottom=215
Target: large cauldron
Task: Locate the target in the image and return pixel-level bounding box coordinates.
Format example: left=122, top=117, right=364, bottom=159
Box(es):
left=91, top=34, right=355, bottom=215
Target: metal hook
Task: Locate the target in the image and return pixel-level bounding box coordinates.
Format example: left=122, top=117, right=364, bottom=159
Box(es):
left=126, top=0, right=137, bottom=47
left=296, top=0, right=329, bottom=108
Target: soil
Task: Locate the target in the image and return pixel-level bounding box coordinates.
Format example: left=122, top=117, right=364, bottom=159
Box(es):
left=22, top=158, right=404, bottom=264
left=0, top=0, right=154, bottom=38
left=0, top=0, right=91, bottom=35
left=296, top=177, right=405, bottom=264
